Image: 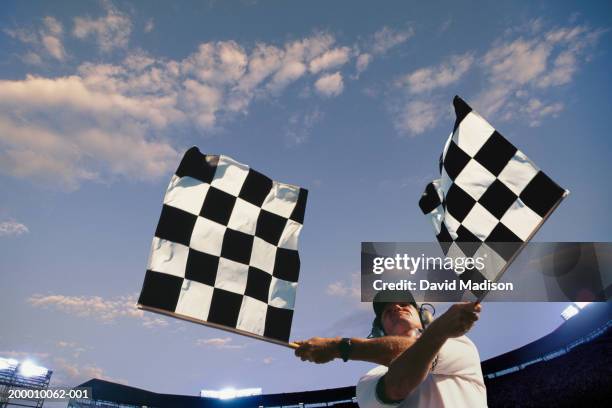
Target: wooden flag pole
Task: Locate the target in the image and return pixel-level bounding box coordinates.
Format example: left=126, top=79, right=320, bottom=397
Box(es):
left=475, top=190, right=569, bottom=305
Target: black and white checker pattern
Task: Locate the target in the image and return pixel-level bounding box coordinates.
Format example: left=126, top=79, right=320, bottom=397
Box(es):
left=419, top=96, right=567, bottom=296
left=138, top=147, right=308, bottom=343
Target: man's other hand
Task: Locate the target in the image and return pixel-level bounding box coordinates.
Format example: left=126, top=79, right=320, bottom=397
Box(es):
left=294, top=337, right=341, bottom=364
left=429, top=302, right=481, bottom=339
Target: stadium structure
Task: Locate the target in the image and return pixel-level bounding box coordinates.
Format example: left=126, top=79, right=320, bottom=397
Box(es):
left=0, top=359, right=52, bottom=408
left=4, top=302, right=608, bottom=407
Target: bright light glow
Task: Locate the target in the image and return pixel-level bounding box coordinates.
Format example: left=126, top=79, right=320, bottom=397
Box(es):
left=561, top=305, right=579, bottom=321
left=18, top=360, right=48, bottom=377
left=574, top=302, right=592, bottom=309
left=0, top=358, right=19, bottom=370
left=201, top=387, right=262, bottom=399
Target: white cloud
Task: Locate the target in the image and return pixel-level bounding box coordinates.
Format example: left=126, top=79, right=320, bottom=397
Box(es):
left=394, top=100, right=439, bottom=136
left=0, top=220, right=29, bottom=236
left=483, top=39, right=550, bottom=85
left=4, top=27, right=38, bottom=44
left=41, top=35, right=65, bottom=60
left=52, top=357, right=125, bottom=386
left=181, top=41, right=248, bottom=84
left=41, top=17, right=66, bottom=61
left=182, top=79, right=223, bottom=128
left=73, top=1, right=132, bottom=52
left=0, top=350, right=124, bottom=386
left=4, top=16, right=65, bottom=62
left=0, top=31, right=361, bottom=188
left=326, top=273, right=361, bottom=300
left=355, top=53, right=372, bottom=74
left=43, top=16, right=63, bottom=35
left=0, top=351, right=49, bottom=360
left=399, top=53, right=474, bottom=94
left=21, top=52, right=43, bottom=65
left=144, top=18, right=154, bottom=33
left=314, top=72, right=344, bottom=97
left=56, top=341, right=87, bottom=358
left=371, top=26, right=414, bottom=54
left=196, top=337, right=244, bottom=349
left=285, top=107, right=324, bottom=145
left=522, top=98, right=564, bottom=127
left=476, top=22, right=603, bottom=118
left=0, top=113, right=178, bottom=190
left=390, top=20, right=603, bottom=136
left=27, top=293, right=168, bottom=328
left=309, top=46, right=351, bottom=74
left=262, top=357, right=274, bottom=364
left=0, top=75, right=182, bottom=127
left=439, top=18, right=452, bottom=34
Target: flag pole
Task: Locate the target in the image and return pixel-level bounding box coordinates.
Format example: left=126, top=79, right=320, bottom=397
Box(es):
left=138, top=304, right=299, bottom=349
left=475, top=190, right=569, bottom=304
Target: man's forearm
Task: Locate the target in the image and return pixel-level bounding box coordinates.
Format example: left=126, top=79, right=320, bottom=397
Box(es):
left=383, top=325, right=448, bottom=400
left=348, top=335, right=419, bottom=366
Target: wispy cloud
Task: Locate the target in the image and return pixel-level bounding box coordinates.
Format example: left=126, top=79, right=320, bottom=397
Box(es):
left=195, top=337, right=245, bottom=349
left=144, top=18, right=154, bottom=33
left=326, top=273, right=361, bottom=301
left=0, top=28, right=367, bottom=189
left=371, top=25, right=414, bottom=55
left=314, top=71, right=344, bottom=97
left=0, top=350, right=122, bottom=387
left=0, top=220, right=29, bottom=237
left=398, top=53, right=474, bottom=94
left=52, top=357, right=125, bottom=386
left=27, top=293, right=168, bottom=328
left=309, top=46, right=351, bottom=74
left=285, top=107, right=324, bottom=145
left=56, top=341, right=88, bottom=358
left=4, top=16, right=66, bottom=63
left=393, top=100, right=440, bottom=136
left=355, top=53, right=372, bottom=75
left=73, top=0, right=132, bottom=52
left=391, top=20, right=604, bottom=136
left=351, top=25, right=414, bottom=77
left=475, top=22, right=604, bottom=121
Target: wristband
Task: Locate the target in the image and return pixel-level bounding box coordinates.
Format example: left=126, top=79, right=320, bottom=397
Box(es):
left=339, top=337, right=352, bottom=362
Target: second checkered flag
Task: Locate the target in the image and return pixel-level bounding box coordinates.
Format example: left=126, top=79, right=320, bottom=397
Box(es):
left=419, top=96, right=567, bottom=299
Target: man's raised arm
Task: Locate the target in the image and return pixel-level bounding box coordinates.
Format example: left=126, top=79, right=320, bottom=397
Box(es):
left=383, top=302, right=481, bottom=400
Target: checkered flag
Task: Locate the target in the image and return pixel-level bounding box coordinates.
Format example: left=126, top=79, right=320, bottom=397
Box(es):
left=138, top=147, right=307, bottom=344
left=419, top=96, right=567, bottom=299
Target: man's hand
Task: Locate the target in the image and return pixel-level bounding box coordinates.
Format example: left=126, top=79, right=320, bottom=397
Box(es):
left=294, top=337, right=341, bottom=364
left=429, top=302, right=481, bottom=340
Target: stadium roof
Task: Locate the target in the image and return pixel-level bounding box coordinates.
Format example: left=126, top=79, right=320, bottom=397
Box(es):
left=77, top=378, right=355, bottom=407
left=481, top=301, right=612, bottom=374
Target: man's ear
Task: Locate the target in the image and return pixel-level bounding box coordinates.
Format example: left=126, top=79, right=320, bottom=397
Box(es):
left=368, top=317, right=386, bottom=338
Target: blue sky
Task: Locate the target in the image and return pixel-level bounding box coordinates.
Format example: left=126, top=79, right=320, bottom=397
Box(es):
left=0, top=0, right=611, bottom=398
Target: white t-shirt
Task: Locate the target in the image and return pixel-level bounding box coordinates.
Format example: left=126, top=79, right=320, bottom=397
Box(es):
left=356, top=336, right=487, bottom=408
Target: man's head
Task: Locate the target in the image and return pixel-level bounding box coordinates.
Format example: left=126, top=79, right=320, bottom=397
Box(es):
left=373, top=291, right=423, bottom=336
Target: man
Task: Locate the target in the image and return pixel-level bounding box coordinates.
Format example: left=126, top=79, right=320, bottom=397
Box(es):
left=294, top=292, right=486, bottom=407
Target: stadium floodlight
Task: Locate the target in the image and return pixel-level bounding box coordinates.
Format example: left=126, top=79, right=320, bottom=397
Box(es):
left=561, top=305, right=579, bottom=321
left=0, top=357, right=19, bottom=370
left=18, top=360, right=48, bottom=377
left=574, top=302, right=592, bottom=309
left=201, top=387, right=262, bottom=399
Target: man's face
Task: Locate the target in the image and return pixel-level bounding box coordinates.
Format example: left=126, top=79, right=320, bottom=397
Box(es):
left=381, top=302, right=423, bottom=336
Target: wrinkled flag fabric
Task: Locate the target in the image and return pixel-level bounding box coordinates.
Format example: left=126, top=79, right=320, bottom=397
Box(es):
left=138, top=147, right=307, bottom=344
